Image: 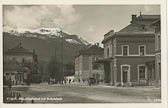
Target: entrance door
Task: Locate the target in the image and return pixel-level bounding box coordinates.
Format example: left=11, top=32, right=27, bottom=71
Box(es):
left=104, top=63, right=111, bottom=83
left=121, top=66, right=129, bottom=84
left=123, top=71, right=128, bottom=83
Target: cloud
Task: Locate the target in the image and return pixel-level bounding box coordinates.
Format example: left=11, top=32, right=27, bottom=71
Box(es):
left=143, top=5, right=160, bottom=13
left=87, top=25, right=95, bottom=32
left=3, top=5, right=80, bottom=31
left=144, top=5, right=152, bottom=12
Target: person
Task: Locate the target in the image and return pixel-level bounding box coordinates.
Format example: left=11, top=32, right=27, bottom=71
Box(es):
left=88, top=78, right=91, bottom=86
left=64, top=80, right=67, bottom=85
left=69, top=79, right=71, bottom=84
left=31, top=99, right=34, bottom=103
left=8, top=77, right=12, bottom=91
left=83, top=79, right=85, bottom=83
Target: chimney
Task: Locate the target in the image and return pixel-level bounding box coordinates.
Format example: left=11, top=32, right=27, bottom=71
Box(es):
left=131, top=14, right=137, bottom=23
left=97, top=43, right=100, bottom=47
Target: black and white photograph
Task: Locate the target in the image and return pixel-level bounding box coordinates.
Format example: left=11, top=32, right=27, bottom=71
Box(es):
left=1, top=3, right=166, bottom=105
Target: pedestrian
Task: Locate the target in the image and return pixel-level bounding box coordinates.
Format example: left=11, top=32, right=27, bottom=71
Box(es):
left=12, top=80, right=14, bottom=85
left=61, top=80, right=63, bottom=85
left=64, top=80, right=67, bottom=85
left=69, top=79, right=71, bottom=84
left=8, top=77, right=12, bottom=91
left=31, top=99, right=34, bottom=103
left=83, top=79, right=85, bottom=83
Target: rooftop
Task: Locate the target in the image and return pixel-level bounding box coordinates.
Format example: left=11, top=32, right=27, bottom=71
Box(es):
left=76, top=44, right=104, bottom=57
left=4, top=42, right=34, bottom=55
left=102, top=14, right=160, bottom=43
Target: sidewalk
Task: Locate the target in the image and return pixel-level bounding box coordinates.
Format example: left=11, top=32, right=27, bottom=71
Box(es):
left=4, top=82, right=161, bottom=91
left=65, top=82, right=161, bottom=91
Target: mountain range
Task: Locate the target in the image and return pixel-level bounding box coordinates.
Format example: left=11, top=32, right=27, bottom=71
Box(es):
left=3, top=28, right=90, bottom=64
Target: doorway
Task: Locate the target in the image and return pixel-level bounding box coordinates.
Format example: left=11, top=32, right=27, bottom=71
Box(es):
left=121, top=65, right=130, bottom=85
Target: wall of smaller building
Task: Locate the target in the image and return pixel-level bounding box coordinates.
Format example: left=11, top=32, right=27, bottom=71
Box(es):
left=75, top=54, right=104, bottom=82
left=116, top=56, right=155, bottom=86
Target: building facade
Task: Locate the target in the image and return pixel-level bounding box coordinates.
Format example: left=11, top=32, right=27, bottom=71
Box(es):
left=99, top=14, right=160, bottom=86
left=151, top=19, right=161, bottom=87
left=3, top=43, right=40, bottom=85
left=75, top=44, right=104, bottom=83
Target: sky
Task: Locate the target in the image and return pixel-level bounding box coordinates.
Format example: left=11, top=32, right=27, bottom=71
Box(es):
left=3, top=5, right=160, bottom=45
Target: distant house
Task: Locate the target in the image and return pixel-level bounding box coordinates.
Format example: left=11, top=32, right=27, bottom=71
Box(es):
left=75, top=43, right=104, bottom=82
left=99, top=14, right=160, bottom=86
left=151, top=19, right=161, bottom=87
left=3, top=42, right=40, bottom=85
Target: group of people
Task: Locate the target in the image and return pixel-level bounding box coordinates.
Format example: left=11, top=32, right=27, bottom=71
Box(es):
left=77, top=78, right=104, bottom=86
left=48, top=78, right=75, bottom=85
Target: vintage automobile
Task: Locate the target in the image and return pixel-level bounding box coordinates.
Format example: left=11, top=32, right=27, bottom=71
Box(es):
left=88, top=77, right=96, bottom=86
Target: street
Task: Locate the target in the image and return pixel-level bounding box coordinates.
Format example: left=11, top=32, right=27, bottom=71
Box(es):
left=10, top=83, right=161, bottom=103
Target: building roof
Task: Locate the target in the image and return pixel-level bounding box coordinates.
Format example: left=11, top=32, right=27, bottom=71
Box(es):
left=119, top=15, right=160, bottom=33
left=102, top=14, right=160, bottom=43
left=150, top=19, right=160, bottom=26
left=4, top=65, right=29, bottom=72
left=76, top=44, right=104, bottom=58
left=119, top=23, right=153, bottom=33
left=95, top=57, right=113, bottom=63
left=137, top=15, right=160, bottom=20
left=4, top=42, right=34, bottom=55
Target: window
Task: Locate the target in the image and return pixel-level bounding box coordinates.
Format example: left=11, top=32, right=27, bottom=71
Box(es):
left=107, top=48, right=109, bottom=57
left=159, top=63, right=161, bottom=79
left=123, top=46, right=129, bottom=56
left=92, top=63, right=99, bottom=70
left=158, top=34, right=161, bottom=50
left=123, top=66, right=129, bottom=72
left=12, top=57, right=15, bottom=61
left=139, top=46, right=145, bottom=56
left=22, top=58, right=25, bottom=63
left=139, top=66, right=146, bottom=80
left=92, top=57, right=98, bottom=61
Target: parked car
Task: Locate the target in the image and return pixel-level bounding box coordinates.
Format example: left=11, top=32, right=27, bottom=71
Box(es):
left=88, top=77, right=96, bottom=86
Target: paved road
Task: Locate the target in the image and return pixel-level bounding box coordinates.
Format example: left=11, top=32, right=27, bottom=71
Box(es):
left=11, top=83, right=161, bottom=103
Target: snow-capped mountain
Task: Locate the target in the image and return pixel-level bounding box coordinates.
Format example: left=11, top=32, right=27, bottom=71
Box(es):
left=9, top=28, right=61, bottom=36
left=3, top=28, right=90, bottom=63
left=5, top=28, right=89, bottom=45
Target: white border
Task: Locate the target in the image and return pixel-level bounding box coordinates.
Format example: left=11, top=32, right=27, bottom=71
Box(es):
left=0, top=0, right=167, bottom=108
